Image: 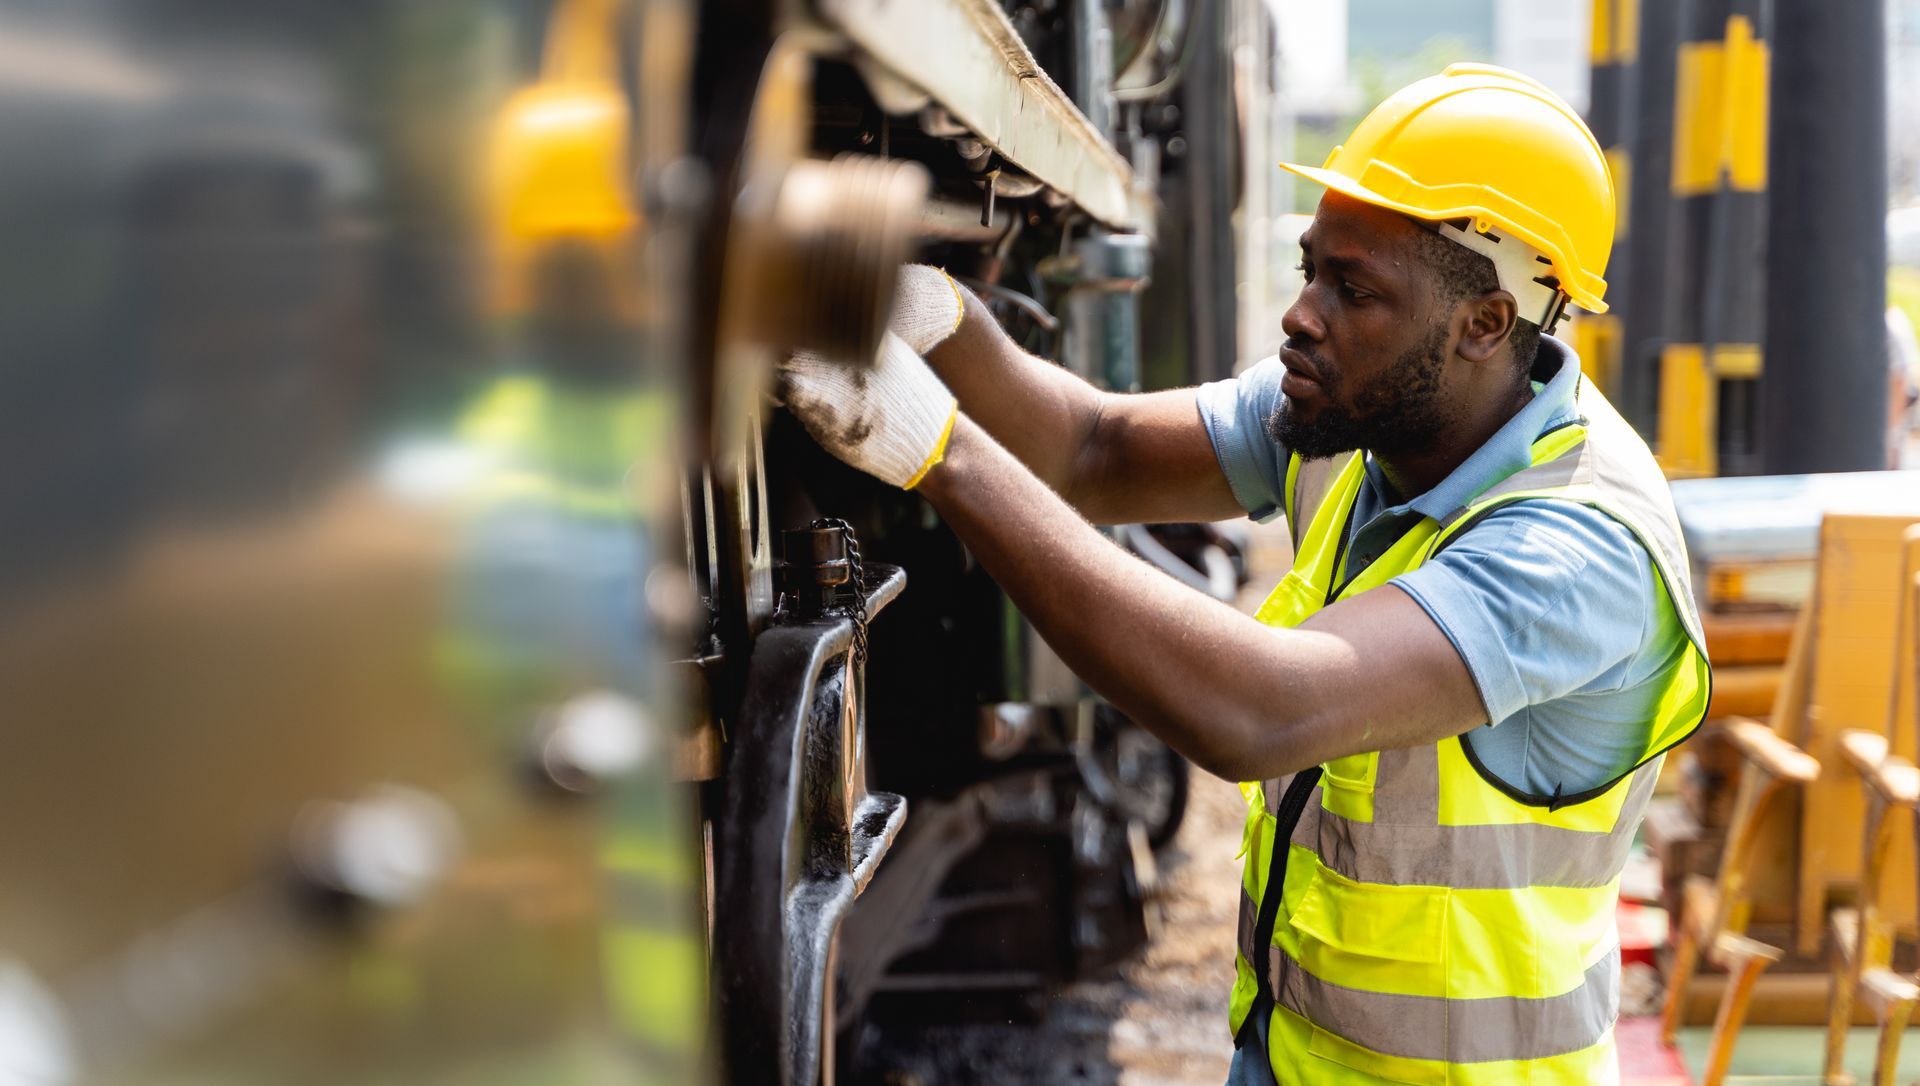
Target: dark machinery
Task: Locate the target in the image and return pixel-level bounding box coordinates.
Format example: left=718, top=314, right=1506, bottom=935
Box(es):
left=682, top=1, right=1285, bottom=1081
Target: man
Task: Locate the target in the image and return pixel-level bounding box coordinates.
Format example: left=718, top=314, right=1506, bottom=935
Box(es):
left=785, top=65, right=1709, bottom=1084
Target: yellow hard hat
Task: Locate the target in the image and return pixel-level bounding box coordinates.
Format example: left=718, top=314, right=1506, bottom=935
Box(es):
left=1280, top=63, right=1615, bottom=315
left=486, top=80, right=633, bottom=245
left=482, top=0, right=634, bottom=313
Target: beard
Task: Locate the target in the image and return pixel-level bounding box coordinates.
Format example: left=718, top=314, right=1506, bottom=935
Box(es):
left=1268, top=324, right=1452, bottom=461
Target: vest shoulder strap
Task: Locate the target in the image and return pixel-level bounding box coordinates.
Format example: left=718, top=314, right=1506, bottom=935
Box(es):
left=1286, top=450, right=1359, bottom=553
left=1432, top=380, right=1707, bottom=654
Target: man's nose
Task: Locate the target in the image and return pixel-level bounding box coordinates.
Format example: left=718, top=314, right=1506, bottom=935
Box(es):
left=1281, top=291, right=1323, bottom=343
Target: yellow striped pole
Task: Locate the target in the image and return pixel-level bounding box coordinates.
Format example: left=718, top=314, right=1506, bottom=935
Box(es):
left=1577, top=0, right=1637, bottom=400
left=1658, top=0, right=1769, bottom=476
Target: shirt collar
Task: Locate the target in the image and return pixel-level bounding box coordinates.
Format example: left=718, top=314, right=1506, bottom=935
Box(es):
left=1366, top=334, right=1584, bottom=521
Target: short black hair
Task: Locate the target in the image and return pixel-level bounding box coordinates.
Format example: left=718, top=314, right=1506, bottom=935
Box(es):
left=1410, top=225, right=1541, bottom=379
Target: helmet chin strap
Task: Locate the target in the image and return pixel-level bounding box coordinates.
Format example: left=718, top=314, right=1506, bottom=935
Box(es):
left=1437, top=219, right=1570, bottom=334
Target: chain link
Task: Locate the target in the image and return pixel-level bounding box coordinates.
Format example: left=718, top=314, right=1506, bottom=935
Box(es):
left=809, top=517, right=869, bottom=668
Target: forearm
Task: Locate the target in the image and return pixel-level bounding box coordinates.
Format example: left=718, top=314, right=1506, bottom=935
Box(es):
left=926, top=290, right=1243, bottom=525
left=924, top=290, right=1108, bottom=498
left=918, top=416, right=1374, bottom=781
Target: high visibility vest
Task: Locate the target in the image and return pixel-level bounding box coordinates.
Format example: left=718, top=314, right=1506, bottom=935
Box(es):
left=456, top=374, right=672, bottom=518
left=1230, top=378, right=1711, bottom=1084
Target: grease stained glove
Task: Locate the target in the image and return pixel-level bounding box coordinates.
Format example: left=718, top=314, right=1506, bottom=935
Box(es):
left=890, top=264, right=966, bottom=355
left=783, top=330, right=959, bottom=489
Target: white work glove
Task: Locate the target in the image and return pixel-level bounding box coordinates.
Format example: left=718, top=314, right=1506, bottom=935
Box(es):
left=782, top=330, right=959, bottom=489
left=890, top=264, right=967, bottom=355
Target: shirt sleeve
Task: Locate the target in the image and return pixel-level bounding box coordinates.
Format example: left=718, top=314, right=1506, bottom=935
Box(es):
left=1390, top=500, right=1658, bottom=727
left=1195, top=355, right=1291, bottom=523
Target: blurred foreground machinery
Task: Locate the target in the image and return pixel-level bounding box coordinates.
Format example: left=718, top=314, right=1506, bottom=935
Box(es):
left=0, top=1, right=704, bottom=1083
left=0, top=1, right=1282, bottom=1084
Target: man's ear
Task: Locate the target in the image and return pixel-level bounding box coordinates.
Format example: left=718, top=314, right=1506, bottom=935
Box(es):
left=1455, top=292, right=1518, bottom=364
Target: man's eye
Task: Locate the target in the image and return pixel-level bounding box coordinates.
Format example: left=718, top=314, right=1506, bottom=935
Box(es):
left=1341, top=284, right=1370, bottom=301
left=1294, top=261, right=1313, bottom=282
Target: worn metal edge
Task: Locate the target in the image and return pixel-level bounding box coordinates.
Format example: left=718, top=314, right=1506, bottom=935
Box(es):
left=813, top=0, right=1149, bottom=232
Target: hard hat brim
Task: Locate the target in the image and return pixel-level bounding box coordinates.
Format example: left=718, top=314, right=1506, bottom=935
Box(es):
left=1278, top=160, right=1608, bottom=314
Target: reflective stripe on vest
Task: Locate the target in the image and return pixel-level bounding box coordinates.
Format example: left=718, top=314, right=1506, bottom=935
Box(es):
left=1235, top=895, right=1623, bottom=1065
left=1248, top=752, right=1662, bottom=892
left=1229, top=375, right=1710, bottom=1081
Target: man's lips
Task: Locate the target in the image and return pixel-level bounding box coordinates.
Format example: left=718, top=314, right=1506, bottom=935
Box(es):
left=1279, top=346, right=1323, bottom=396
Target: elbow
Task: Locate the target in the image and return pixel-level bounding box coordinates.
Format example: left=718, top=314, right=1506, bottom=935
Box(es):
left=1155, top=701, right=1315, bottom=785
left=1190, top=748, right=1262, bottom=785
left=1197, top=693, right=1344, bottom=784
left=1110, top=640, right=1329, bottom=784
left=1180, top=710, right=1264, bottom=782
left=1059, top=392, right=1116, bottom=517
left=1198, top=746, right=1315, bottom=786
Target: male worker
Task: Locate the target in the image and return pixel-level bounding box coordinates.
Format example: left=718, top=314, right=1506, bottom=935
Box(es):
left=785, top=65, right=1709, bottom=1084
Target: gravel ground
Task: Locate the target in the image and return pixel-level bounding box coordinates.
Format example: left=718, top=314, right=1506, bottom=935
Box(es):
left=855, top=524, right=1293, bottom=1086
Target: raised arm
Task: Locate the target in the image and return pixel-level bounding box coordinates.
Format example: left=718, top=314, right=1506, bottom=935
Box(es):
left=916, top=416, right=1489, bottom=782
left=777, top=304, right=1490, bottom=782
left=924, top=283, right=1245, bottom=525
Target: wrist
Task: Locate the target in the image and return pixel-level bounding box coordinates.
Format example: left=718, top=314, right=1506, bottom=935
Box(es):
left=914, top=413, right=979, bottom=499
left=901, top=399, right=960, bottom=490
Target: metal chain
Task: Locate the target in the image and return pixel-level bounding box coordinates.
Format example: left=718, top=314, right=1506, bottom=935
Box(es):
left=809, top=517, right=869, bottom=668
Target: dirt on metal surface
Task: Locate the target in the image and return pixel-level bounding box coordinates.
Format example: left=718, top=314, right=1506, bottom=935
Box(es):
left=856, top=523, right=1292, bottom=1086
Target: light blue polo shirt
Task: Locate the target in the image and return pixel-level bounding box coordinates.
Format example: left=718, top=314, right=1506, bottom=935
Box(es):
left=1196, top=336, right=1690, bottom=798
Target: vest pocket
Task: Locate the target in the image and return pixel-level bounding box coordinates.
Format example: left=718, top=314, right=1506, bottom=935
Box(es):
left=1285, top=860, right=1447, bottom=997
left=1318, top=750, right=1378, bottom=822
left=1289, top=863, right=1452, bottom=1082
